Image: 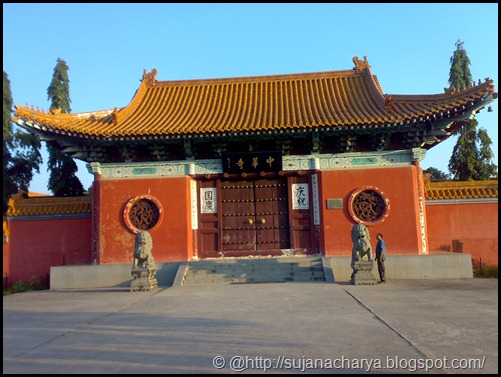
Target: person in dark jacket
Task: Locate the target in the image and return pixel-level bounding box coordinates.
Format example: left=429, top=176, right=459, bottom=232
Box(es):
left=375, top=233, right=386, bottom=283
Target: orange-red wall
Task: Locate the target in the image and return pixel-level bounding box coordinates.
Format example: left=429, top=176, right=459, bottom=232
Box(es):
left=426, top=201, right=498, bottom=266
left=3, top=170, right=497, bottom=288
left=5, top=217, right=92, bottom=286
left=318, top=165, right=425, bottom=256
left=3, top=241, right=10, bottom=287
left=96, top=176, right=193, bottom=264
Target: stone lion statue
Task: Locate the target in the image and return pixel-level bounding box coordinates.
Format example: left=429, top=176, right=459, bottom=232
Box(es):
left=133, top=230, right=155, bottom=269
left=351, top=223, right=372, bottom=264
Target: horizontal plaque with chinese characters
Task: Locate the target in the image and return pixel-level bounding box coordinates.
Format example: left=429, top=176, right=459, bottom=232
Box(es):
left=222, top=152, right=282, bottom=174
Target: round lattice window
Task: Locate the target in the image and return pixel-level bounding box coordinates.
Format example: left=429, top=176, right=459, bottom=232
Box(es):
left=348, top=186, right=390, bottom=226
left=123, top=195, right=163, bottom=233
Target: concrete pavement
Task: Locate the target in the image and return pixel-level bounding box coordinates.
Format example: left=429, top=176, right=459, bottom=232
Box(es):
left=3, top=279, right=498, bottom=374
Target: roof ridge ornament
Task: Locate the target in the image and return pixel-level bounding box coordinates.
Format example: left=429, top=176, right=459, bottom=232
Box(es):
left=444, top=77, right=495, bottom=95
left=50, top=107, right=62, bottom=115
left=112, top=107, right=120, bottom=125
left=353, top=56, right=371, bottom=72
left=384, top=94, right=394, bottom=111
left=484, top=77, right=495, bottom=91
left=143, top=69, right=158, bottom=85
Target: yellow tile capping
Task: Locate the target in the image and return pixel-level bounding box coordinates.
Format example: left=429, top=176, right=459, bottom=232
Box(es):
left=6, top=190, right=91, bottom=217
left=424, top=174, right=498, bottom=200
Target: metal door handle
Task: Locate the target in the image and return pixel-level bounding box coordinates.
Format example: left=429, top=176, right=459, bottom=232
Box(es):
left=257, top=218, right=266, bottom=224
left=245, top=218, right=254, bottom=225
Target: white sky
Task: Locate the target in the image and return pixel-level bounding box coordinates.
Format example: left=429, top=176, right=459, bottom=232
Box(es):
left=3, top=3, right=498, bottom=194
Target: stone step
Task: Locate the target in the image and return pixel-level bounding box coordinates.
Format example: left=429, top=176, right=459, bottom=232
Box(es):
left=185, top=266, right=325, bottom=273
left=188, top=260, right=323, bottom=266
left=182, top=275, right=326, bottom=285
left=187, top=266, right=324, bottom=272
left=181, top=257, right=326, bottom=285
left=188, top=260, right=323, bottom=269
left=184, top=271, right=326, bottom=280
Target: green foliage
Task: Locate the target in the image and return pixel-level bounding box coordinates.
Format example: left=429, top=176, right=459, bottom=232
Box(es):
left=3, top=71, right=16, bottom=212
left=448, top=40, right=473, bottom=91
left=47, top=58, right=72, bottom=113
left=3, top=279, right=48, bottom=296
left=3, top=72, right=13, bottom=141
left=3, top=71, right=42, bottom=213
left=47, top=141, right=85, bottom=196
left=472, top=259, right=498, bottom=278
left=448, top=119, right=497, bottom=180
left=476, top=128, right=498, bottom=179
left=423, top=167, right=450, bottom=180
left=46, top=58, right=84, bottom=196
left=446, top=40, right=497, bottom=180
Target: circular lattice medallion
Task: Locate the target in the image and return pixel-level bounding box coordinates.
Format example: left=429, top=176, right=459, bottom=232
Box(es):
left=348, top=186, right=390, bottom=226
left=123, top=195, right=163, bottom=233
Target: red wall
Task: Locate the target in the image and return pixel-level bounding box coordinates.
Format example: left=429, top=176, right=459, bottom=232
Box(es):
left=318, top=165, right=425, bottom=256
left=96, top=176, right=193, bottom=264
left=5, top=217, right=92, bottom=286
left=426, top=201, right=498, bottom=266
left=3, top=170, right=496, bottom=289
left=3, top=241, right=10, bottom=287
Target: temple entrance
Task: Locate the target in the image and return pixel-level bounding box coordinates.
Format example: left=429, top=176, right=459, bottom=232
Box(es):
left=197, top=174, right=314, bottom=258
left=221, top=177, right=290, bottom=253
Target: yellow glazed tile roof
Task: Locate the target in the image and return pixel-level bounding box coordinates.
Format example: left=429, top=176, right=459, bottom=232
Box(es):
left=6, top=191, right=91, bottom=217
left=424, top=175, right=498, bottom=200
left=12, top=57, right=497, bottom=139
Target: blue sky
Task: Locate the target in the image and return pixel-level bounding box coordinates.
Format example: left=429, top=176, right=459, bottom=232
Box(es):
left=3, top=3, right=498, bottom=194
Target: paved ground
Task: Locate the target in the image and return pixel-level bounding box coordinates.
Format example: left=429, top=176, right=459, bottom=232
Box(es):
left=3, top=279, right=498, bottom=374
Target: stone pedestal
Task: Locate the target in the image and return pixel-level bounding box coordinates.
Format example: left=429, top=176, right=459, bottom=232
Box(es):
left=130, top=267, right=158, bottom=292
left=350, top=260, right=377, bottom=285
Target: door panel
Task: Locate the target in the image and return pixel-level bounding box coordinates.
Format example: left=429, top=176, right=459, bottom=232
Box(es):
left=221, top=178, right=290, bottom=253
left=221, top=181, right=256, bottom=251
left=254, top=178, right=289, bottom=250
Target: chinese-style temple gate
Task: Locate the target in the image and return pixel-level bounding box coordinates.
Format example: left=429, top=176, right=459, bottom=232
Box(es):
left=10, top=57, right=498, bottom=268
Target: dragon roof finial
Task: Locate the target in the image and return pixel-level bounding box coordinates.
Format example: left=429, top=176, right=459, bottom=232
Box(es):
left=353, top=56, right=371, bottom=72
left=142, top=69, right=158, bottom=85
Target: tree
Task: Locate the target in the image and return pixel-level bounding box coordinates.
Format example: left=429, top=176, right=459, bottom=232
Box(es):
left=423, top=167, right=450, bottom=180
left=46, top=58, right=85, bottom=196
left=447, top=40, right=497, bottom=180
left=448, top=40, right=472, bottom=91
left=3, top=71, right=42, bottom=213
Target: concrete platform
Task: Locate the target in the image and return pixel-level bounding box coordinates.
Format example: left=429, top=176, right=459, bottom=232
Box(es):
left=3, top=279, right=497, bottom=374
left=49, top=253, right=473, bottom=289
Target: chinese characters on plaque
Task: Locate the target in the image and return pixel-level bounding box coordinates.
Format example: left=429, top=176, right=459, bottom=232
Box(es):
left=222, top=152, right=282, bottom=174
left=200, top=188, right=217, bottom=213
left=292, top=183, right=309, bottom=209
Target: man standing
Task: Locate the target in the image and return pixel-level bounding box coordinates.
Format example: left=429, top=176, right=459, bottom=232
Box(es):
left=375, top=233, right=386, bottom=283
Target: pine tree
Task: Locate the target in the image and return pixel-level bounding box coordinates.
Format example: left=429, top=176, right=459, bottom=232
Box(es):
left=46, top=58, right=85, bottom=196
left=3, top=71, right=42, bottom=213
left=447, top=40, right=497, bottom=180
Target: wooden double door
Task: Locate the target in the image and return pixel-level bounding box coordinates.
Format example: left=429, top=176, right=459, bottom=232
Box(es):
left=221, top=177, right=290, bottom=253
